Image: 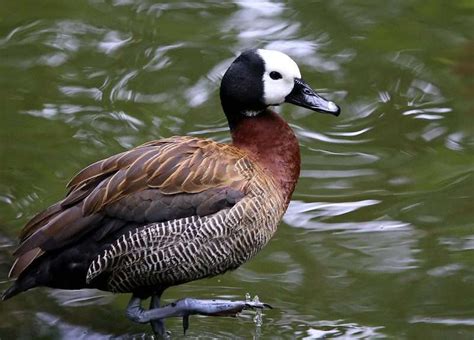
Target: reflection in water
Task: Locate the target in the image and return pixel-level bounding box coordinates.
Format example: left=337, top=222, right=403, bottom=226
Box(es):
left=286, top=200, right=380, bottom=219
left=301, top=169, right=376, bottom=179
left=36, top=312, right=109, bottom=339
left=297, top=128, right=369, bottom=144
left=285, top=200, right=412, bottom=233
left=48, top=289, right=114, bottom=307
left=97, top=31, right=132, bottom=55
left=1, top=0, right=473, bottom=338
left=410, top=316, right=474, bottom=327
left=301, top=320, right=385, bottom=339
left=184, top=58, right=231, bottom=108
left=439, top=235, right=474, bottom=252
left=427, top=263, right=464, bottom=277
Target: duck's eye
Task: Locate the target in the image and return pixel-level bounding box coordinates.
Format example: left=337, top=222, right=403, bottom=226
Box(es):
left=269, top=71, right=282, bottom=80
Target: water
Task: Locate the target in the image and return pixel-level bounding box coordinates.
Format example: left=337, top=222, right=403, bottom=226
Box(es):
left=1, top=1, right=473, bottom=338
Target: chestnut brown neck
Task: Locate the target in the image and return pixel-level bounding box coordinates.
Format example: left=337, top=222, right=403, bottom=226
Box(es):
left=230, top=109, right=301, bottom=205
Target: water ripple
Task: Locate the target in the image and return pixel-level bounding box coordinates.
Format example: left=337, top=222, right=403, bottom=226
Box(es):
left=297, top=129, right=370, bottom=144
left=410, top=316, right=474, bottom=326
left=1, top=1, right=473, bottom=338
left=97, top=31, right=132, bottom=55
left=286, top=200, right=379, bottom=221
left=143, top=42, right=184, bottom=71
left=439, top=235, right=474, bottom=252
left=301, top=321, right=385, bottom=339
left=300, top=169, right=377, bottom=179
left=284, top=200, right=413, bottom=235
left=59, top=86, right=103, bottom=101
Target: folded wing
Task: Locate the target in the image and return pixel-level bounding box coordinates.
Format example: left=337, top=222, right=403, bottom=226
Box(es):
left=10, top=136, right=250, bottom=278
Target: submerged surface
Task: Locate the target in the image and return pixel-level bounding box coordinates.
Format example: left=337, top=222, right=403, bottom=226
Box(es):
left=0, top=1, right=473, bottom=338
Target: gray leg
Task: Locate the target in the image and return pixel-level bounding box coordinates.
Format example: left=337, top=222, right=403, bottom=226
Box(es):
left=125, top=294, right=166, bottom=337
left=125, top=294, right=271, bottom=335
left=150, top=294, right=165, bottom=336
left=125, top=294, right=149, bottom=324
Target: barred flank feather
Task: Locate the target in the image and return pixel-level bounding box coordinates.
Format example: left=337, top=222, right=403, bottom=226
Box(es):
left=86, top=156, right=285, bottom=293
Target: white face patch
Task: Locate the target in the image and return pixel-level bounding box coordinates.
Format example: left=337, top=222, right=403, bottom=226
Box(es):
left=257, top=49, right=302, bottom=106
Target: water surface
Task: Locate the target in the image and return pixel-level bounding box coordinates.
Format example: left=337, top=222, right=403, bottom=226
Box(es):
left=1, top=1, right=473, bottom=338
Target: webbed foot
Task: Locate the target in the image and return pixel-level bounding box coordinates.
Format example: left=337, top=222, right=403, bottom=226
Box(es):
left=125, top=294, right=272, bottom=335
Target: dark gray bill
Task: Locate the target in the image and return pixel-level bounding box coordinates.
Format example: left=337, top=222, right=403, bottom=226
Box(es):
left=285, top=78, right=340, bottom=116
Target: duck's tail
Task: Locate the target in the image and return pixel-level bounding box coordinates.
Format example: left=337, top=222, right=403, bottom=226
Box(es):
left=2, top=284, right=19, bottom=301
left=2, top=275, right=36, bottom=301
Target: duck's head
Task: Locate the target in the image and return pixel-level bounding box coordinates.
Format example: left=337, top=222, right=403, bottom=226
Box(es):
left=220, top=49, right=340, bottom=129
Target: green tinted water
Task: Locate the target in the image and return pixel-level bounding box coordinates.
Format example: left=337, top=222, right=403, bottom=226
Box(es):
left=1, top=1, right=473, bottom=338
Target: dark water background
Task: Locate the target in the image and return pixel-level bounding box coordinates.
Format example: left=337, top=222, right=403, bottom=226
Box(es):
left=0, top=1, right=473, bottom=338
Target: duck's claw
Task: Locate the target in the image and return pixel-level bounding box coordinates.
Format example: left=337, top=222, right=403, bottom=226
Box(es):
left=183, top=315, right=190, bottom=335
left=244, top=301, right=273, bottom=309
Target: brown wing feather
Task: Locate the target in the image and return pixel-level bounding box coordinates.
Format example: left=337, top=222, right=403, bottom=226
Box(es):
left=20, top=187, right=91, bottom=240
left=80, top=137, right=246, bottom=215
left=10, top=136, right=249, bottom=278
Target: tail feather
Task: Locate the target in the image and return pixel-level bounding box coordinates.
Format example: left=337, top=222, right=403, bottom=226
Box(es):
left=2, top=283, right=20, bottom=301
left=2, top=275, right=36, bottom=301
left=9, top=247, right=44, bottom=279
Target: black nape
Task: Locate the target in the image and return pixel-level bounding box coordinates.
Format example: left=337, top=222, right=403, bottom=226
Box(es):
left=220, top=50, right=267, bottom=129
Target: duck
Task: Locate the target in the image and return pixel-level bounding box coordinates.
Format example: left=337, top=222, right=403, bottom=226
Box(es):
left=2, top=49, right=340, bottom=335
